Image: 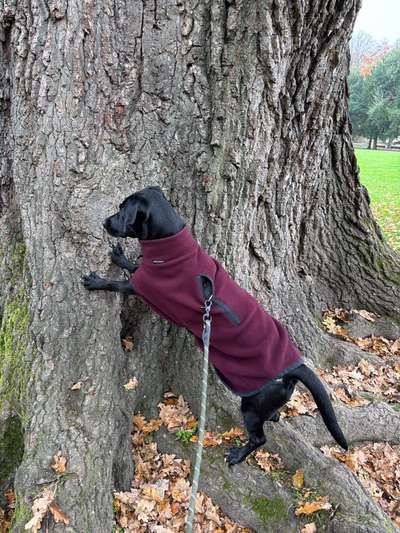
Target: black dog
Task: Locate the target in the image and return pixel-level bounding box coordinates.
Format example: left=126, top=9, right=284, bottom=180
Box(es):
left=82, top=186, right=347, bottom=465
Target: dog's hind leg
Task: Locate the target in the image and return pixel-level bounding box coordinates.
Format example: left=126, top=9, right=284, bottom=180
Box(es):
left=269, top=410, right=280, bottom=422
left=224, top=378, right=297, bottom=466
left=225, top=401, right=266, bottom=466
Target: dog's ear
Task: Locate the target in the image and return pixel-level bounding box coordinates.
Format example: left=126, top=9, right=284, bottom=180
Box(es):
left=124, top=199, right=138, bottom=223
left=128, top=196, right=151, bottom=239
left=147, top=185, right=167, bottom=200
left=137, top=197, right=151, bottom=239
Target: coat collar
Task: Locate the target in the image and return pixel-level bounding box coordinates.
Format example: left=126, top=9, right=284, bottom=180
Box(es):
left=139, top=226, right=198, bottom=264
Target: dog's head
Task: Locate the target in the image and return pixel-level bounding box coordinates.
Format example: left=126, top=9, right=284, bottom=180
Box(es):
left=103, top=186, right=185, bottom=240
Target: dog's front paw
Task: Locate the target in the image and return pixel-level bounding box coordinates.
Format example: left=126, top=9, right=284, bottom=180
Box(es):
left=110, top=243, right=125, bottom=265
left=81, top=272, right=106, bottom=290
left=224, top=446, right=247, bottom=466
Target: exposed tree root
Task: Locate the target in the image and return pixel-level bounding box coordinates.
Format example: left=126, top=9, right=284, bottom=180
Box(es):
left=287, top=402, right=400, bottom=448
left=154, top=417, right=399, bottom=532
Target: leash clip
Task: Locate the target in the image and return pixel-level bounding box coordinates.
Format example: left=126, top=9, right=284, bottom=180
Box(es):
left=202, top=294, right=213, bottom=324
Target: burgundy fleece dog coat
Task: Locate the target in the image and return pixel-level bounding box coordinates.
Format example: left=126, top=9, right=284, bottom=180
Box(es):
left=129, top=226, right=303, bottom=396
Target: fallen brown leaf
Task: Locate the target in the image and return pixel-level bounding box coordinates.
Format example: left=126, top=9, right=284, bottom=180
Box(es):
left=220, top=427, right=245, bottom=443
left=49, top=502, right=70, bottom=525
left=293, top=469, right=304, bottom=489
left=133, top=415, right=161, bottom=435
left=391, top=338, right=400, bottom=354
left=295, top=497, right=332, bottom=516
left=121, top=337, right=134, bottom=351
left=301, top=523, right=317, bottom=533
left=50, top=452, right=67, bottom=475
left=353, top=309, right=379, bottom=322
left=124, top=377, right=139, bottom=390
left=254, top=449, right=283, bottom=472
left=24, top=489, right=54, bottom=532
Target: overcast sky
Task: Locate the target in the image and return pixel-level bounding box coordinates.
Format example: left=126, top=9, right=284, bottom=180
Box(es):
left=353, top=0, right=400, bottom=43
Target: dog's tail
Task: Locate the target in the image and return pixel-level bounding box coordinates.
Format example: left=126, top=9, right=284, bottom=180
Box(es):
left=285, top=364, right=348, bottom=450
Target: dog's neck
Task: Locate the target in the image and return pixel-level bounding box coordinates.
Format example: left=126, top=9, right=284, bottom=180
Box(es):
left=138, top=226, right=197, bottom=263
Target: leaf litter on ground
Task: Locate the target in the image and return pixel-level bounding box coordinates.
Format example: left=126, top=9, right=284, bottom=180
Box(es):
left=321, top=442, right=400, bottom=527
left=115, top=400, right=253, bottom=532
left=116, top=393, right=339, bottom=531
left=282, top=308, right=400, bottom=416
left=322, top=308, right=400, bottom=358
left=9, top=306, right=400, bottom=531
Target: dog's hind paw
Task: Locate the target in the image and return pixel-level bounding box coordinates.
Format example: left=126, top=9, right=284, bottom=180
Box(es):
left=269, top=412, right=280, bottom=422
left=224, top=446, right=247, bottom=466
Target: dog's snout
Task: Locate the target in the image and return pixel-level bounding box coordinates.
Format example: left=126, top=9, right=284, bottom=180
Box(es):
left=103, top=217, right=113, bottom=231
left=103, top=214, right=124, bottom=237
left=103, top=217, right=113, bottom=234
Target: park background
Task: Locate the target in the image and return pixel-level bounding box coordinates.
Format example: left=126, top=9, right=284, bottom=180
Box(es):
left=350, top=0, right=400, bottom=251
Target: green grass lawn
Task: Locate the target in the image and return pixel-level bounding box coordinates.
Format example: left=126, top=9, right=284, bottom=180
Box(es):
left=355, top=148, right=400, bottom=251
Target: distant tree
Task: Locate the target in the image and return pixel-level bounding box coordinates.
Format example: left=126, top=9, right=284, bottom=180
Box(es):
left=372, top=44, right=400, bottom=98
left=348, top=71, right=369, bottom=136
left=367, top=95, right=391, bottom=148
left=368, top=48, right=400, bottom=146
left=350, top=31, right=390, bottom=73
left=350, top=31, right=380, bottom=71
left=349, top=46, right=400, bottom=147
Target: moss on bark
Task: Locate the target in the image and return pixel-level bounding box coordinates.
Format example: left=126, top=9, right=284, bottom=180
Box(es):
left=0, top=240, right=30, bottom=491
left=0, top=287, right=30, bottom=420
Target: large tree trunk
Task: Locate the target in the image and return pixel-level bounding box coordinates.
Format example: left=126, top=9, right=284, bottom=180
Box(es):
left=1, top=0, right=399, bottom=531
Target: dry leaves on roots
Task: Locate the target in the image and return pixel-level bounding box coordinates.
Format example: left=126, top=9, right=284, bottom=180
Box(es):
left=322, top=309, right=400, bottom=358
left=282, top=358, right=399, bottom=417
left=121, top=392, right=400, bottom=530
left=281, top=391, right=318, bottom=418
left=321, top=442, right=400, bottom=527
left=295, top=496, right=332, bottom=516
left=190, top=428, right=246, bottom=447
left=253, top=449, right=284, bottom=473
left=158, top=394, right=197, bottom=432
left=317, top=359, right=400, bottom=406
left=133, top=415, right=162, bottom=436
left=157, top=393, right=246, bottom=448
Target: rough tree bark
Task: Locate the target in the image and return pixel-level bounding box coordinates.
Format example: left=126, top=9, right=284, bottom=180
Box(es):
left=1, top=0, right=399, bottom=531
